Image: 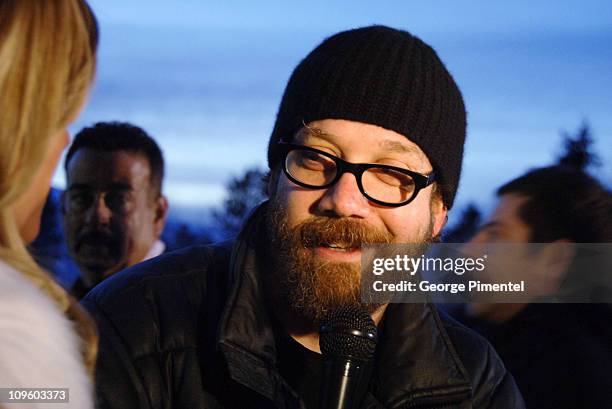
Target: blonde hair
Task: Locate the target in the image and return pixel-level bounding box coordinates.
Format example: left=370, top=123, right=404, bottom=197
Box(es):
left=0, top=0, right=98, bottom=373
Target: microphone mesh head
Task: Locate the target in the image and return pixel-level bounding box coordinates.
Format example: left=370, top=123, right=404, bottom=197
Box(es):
left=319, top=307, right=378, bottom=360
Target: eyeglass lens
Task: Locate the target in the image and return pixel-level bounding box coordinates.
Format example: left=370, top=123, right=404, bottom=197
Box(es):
left=285, top=148, right=416, bottom=204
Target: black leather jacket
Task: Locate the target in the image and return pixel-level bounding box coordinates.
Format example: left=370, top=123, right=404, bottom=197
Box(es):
left=83, top=204, right=525, bottom=409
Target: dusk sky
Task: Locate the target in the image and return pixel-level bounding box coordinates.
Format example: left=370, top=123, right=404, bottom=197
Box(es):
left=57, top=1, right=612, bottom=225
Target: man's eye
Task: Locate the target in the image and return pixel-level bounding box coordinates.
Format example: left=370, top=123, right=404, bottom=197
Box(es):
left=481, top=228, right=499, bottom=240
left=69, top=192, right=92, bottom=209
left=372, top=168, right=414, bottom=188
left=105, top=192, right=129, bottom=211
left=299, top=152, right=335, bottom=171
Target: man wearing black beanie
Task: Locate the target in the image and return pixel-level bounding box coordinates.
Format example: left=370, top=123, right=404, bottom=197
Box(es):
left=84, top=26, right=525, bottom=408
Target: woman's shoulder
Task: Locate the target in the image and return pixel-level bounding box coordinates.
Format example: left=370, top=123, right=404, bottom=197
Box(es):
left=0, top=259, right=94, bottom=408
left=0, top=259, right=68, bottom=330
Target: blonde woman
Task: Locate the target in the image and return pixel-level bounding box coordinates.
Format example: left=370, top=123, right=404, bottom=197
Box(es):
left=0, top=1, right=98, bottom=407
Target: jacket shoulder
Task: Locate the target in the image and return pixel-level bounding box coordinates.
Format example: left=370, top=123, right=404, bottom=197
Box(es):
left=81, top=243, right=235, bottom=408
left=82, top=243, right=233, bottom=358
left=437, top=309, right=525, bottom=409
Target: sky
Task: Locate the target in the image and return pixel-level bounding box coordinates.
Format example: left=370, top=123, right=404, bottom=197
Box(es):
left=56, top=0, right=612, bottom=225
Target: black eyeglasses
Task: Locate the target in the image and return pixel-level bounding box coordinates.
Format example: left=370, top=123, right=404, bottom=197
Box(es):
left=278, top=142, right=436, bottom=207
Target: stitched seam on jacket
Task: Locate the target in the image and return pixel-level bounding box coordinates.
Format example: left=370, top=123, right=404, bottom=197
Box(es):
left=430, top=306, right=472, bottom=384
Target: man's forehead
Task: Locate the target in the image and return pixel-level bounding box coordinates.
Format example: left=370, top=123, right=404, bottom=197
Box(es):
left=488, top=194, right=530, bottom=226
left=67, top=181, right=132, bottom=192
left=296, top=120, right=430, bottom=165
left=66, top=148, right=151, bottom=185
left=378, top=139, right=421, bottom=155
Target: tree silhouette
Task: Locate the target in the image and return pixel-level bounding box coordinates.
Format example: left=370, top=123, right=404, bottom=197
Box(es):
left=443, top=203, right=482, bottom=243
left=557, top=121, right=601, bottom=171
left=213, top=166, right=268, bottom=236
left=161, top=219, right=215, bottom=251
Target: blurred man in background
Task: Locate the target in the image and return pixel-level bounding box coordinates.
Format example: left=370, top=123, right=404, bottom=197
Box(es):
left=458, top=164, right=612, bottom=408
left=62, top=122, right=168, bottom=298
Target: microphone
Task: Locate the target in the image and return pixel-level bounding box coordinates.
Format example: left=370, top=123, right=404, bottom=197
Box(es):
left=319, top=307, right=378, bottom=409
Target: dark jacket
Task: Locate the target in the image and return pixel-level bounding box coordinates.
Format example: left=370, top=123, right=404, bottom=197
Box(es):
left=83, top=204, right=524, bottom=409
left=456, top=303, right=612, bottom=408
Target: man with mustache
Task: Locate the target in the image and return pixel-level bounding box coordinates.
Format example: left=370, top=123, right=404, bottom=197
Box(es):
left=83, top=26, right=524, bottom=408
left=63, top=122, right=168, bottom=299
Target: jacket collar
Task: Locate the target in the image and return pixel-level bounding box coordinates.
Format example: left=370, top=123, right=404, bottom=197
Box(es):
left=217, top=202, right=472, bottom=408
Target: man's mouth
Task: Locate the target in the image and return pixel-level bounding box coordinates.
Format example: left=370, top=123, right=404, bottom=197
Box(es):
left=314, top=242, right=362, bottom=261
left=75, top=234, right=117, bottom=260
left=320, top=242, right=360, bottom=252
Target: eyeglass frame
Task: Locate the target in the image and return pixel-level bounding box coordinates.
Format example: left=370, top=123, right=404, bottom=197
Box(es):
left=277, top=141, right=436, bottom=208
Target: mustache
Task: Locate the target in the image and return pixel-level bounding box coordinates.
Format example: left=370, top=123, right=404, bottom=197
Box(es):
left=296, top=217, right=393, bottom=248
left=76, top=230, right=116, bottom=246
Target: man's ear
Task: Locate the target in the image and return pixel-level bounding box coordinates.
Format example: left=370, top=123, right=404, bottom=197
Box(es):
left=540, top=239, right=575, bottom=291
left=153, top=195, right=169, bottom=238
left=431, top=197, right=448, bottom=239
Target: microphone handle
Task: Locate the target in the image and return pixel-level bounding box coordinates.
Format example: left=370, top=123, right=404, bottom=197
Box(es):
left=319, top=357, right=373, bottom=409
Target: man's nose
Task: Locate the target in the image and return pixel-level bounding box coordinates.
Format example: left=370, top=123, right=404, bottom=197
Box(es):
left=84, top=193, right=112, bottom=225
left=317, top=172, right=371, bottom=218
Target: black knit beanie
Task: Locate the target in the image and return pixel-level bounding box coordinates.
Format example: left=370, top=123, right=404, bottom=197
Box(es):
left=267, top=25, right=466, bottom=209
